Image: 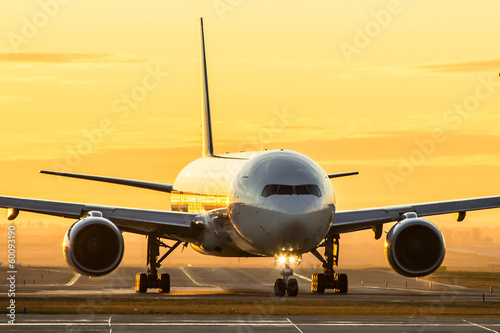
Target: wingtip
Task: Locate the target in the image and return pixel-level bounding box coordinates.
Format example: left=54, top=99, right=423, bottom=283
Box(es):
left=327, top=171, right=359, bottom=179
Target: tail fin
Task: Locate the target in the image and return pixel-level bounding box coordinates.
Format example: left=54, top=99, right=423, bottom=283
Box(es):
left=200, top=17, right=214, bottom=157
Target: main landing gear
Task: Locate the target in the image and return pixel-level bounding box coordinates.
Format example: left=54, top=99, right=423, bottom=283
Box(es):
left=135, top=234, right=182, bottom=293
left=310, top=233, right=348, bottom=294
left=274, top=264, right=299, bottom=297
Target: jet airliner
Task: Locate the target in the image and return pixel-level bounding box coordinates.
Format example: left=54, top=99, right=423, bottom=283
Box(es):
left=2, top=18, right=500, bottom=296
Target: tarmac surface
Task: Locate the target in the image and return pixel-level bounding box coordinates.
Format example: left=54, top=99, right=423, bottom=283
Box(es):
left=2, top=266, right=499, bottom=332
left=1, top=314, right=500, bottom=332
left=6, top=266, right=499, bottom=302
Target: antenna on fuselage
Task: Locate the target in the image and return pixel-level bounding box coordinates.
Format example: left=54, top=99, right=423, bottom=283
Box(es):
left=200, top=17, right=214, bottom=157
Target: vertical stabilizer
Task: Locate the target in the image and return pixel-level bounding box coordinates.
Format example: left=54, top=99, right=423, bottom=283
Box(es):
left=200, top=17, right=214, bottom=157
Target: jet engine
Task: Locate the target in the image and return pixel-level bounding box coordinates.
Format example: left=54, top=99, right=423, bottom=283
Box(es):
left=63, top=211, right=124, bottom=276
left=385, top=214, right=445, bottom=277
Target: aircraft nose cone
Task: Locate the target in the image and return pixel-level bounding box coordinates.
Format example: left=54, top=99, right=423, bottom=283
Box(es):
left=276, top=196, right=333, bottom=250
left=278, top=196, right=314, bottom=219
left=277, top=197, right=315, bottom=243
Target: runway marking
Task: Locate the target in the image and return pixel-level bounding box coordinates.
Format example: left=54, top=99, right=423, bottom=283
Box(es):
left=293, top=272, right=312, bottom=282
left=179, top=266, right=223, bottom=290
left=363, top=285, right=442, bottom=293
left=287, top=318, right=304, bottom=333
left=0, top=320, right=301, bottom=327
left=463, top=320, right=499, bottom=333
left=108, top=315, right=113, bottom=333
left=274, top=268, right=311, bottom=282
left=65, top=273, right=81, bottom=286
left=417, top=278, right=467, bottom=290
left=4, top=321, right=500, bottom=328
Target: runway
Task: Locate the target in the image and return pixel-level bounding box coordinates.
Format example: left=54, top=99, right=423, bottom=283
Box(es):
left=3, top=266, right=499, bottom=331
left=1, top=315, right=499, bottom=332
left=8, top=266, right=499, bottom=303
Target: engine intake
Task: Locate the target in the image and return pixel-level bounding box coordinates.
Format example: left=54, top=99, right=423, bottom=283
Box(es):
left=385, top=216, right=445, bottom=277
left=63, top=211, right=124, bottom=276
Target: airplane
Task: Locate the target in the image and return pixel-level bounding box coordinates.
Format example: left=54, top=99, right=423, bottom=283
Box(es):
left=2, top=18, right=500, bottom=297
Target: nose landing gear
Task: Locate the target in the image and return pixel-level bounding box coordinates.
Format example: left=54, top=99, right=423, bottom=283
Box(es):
left=274, top=264, right=299, bottom=297
left=310, top=233, right=348, bottom=294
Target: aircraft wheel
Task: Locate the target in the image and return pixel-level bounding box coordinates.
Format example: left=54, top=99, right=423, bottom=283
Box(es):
left=338, top=273, right=348, bottom=294
left=311, top=273, right=318, bottom=292
left=274, top=278, right=286, bottom=297
left=287, top=278, right=299, bottom=297
left=316, top=273, right=326, bottom=293
left=158, top=273, right=170, bottom=293
left=135, top=273, right=148, bottom=293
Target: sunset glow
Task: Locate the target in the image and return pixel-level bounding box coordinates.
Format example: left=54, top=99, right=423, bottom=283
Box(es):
left=1, top=1, right=499, bottom=268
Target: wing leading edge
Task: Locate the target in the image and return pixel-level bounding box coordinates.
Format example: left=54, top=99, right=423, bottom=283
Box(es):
left=332, top=195, right=500, bottom=234
left=0, top=195, right=199, bottom=240
left=39, top=170, right=174, bottom=193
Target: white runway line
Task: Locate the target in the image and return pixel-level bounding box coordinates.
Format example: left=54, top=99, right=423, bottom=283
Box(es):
left=179, top=267, right=223, bottom=290
left=293, top=272, right=312, bottom=282
left=3, top=320, right=500, bottom=329
left=463, top=319, right=499, bottom=333
left=363, top=285, right=444, bottom=293
left=65, top=273, right=81, bottom=286
left=108, top=315, right=113, bottom=333
left=287, top=318, right=304, bottom=333
left=417, top=278, right=467, bottom=290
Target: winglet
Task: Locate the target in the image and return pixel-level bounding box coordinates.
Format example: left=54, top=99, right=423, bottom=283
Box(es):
left=200, top=17, right=214, bottom=157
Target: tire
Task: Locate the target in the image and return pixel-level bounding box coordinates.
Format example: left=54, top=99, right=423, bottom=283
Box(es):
left=317, top=273, right=326, bottom=293
left=135, top=273, right=148, bottom=293
left=158, top=273, right=170, bottom=293
left=287, top=278, right=299, bottom=297
left=338, top=273, right=348, bottom=294
left=274, top=278, right=286, bottom=297
left=311, top=273, right=318, bottom=292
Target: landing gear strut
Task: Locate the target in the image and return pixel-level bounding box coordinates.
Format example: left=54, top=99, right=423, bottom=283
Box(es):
left=311, top=233, right=348, bottom=294
left=274, top=264, right=298, bottom=297
left=135, top=234, right=182, bottom=293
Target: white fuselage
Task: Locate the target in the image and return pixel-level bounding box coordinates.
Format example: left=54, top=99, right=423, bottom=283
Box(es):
left=171, top=150, right=336, bottom=258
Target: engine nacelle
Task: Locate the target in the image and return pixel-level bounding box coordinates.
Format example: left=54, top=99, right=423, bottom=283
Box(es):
left=63, top=211, right=124, bottom=277
left=385, top=215, right=445, bottom=277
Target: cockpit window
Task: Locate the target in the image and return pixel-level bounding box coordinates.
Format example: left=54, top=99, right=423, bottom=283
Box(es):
left=261, top=184, right=322, bottom=197
left=277, top=185, right=293, bottom=195
left=261, top=184, right=279, bottom=197
left=307, top=184, right=322, bottom=197
left=294, top=185, right=309, bottom=195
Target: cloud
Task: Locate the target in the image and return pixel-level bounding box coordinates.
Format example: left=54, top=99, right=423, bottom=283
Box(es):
left=410, top=59, right=500, bottom=74
left=0, top=53, right=145, bottom=64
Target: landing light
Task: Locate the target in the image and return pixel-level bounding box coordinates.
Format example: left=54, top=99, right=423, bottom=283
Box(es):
left=7, top=208, right=19, bottom=220
left=275, top=253, right=302, bottom=266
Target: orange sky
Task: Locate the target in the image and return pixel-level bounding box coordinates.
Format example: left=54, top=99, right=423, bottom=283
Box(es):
left=1, top=1, right=500, bottom=268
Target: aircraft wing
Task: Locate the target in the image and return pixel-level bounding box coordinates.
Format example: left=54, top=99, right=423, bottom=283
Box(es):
left=0, top=196, right=200, bottom=240
left=332, top=195, right=500, bottom=234
left=39, top=170, right=174, bottom=193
